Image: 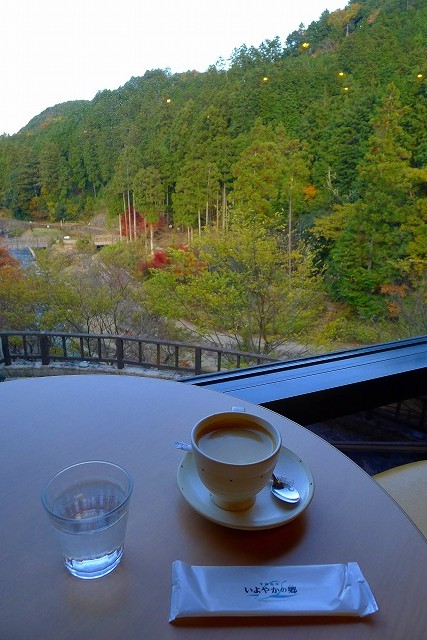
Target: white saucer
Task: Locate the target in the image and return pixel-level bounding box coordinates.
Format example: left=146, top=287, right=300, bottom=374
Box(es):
left=177, top=446, right=314, bottom=530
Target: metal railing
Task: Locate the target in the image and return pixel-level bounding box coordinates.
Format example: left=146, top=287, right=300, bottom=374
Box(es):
left=0, top=330, right=278, bottom=376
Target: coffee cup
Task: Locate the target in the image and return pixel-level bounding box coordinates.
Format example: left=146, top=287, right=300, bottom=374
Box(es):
left=191, top=410, right=282, bottom=511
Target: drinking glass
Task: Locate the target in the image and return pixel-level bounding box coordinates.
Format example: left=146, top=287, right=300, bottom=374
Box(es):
left=42, top=461, right=133, bottom=579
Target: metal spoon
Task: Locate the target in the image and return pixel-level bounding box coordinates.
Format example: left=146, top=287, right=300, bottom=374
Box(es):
left=175, top=441, right=192, bottom=452
left=271, top=473, right=300, bottom=504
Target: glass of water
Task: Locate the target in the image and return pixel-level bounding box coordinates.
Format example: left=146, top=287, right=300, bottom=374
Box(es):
left=42, top=461, right=133, bottom=579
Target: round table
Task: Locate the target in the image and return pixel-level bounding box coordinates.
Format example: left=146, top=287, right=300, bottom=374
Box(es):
left=1, top=374, right=426, bottom=639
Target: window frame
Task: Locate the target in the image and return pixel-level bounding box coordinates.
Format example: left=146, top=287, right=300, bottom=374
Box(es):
left=182, top=336, right=427, bottom=426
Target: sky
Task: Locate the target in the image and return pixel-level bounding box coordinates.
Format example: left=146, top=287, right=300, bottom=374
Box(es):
left=1, top=0, right=346, bottom=136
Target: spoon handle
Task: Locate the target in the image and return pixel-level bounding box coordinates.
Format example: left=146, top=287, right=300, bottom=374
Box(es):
left=174, top=441, right=192, bottom=452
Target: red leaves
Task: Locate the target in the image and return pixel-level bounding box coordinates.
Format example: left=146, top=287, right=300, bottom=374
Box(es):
left=136, top=249, right=170, bottom=275
left=119, top=210, right=167, bottom=238
left=0, top=246, right=19, bottom=269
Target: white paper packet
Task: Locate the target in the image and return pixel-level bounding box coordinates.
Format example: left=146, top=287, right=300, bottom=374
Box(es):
left=169, top=561, right=378, bottom=621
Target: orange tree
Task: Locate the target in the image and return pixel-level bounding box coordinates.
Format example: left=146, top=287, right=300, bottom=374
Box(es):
left=0, top=247, right=38, bottom=329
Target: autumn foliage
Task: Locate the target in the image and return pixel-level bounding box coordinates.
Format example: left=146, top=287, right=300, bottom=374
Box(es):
left=0, top=246, right=20, bottom=271
left=137, top=249, right=171, bottom=274
left=119, top=211, right=167, bottom=239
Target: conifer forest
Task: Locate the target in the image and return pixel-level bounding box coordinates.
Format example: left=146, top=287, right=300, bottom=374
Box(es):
left=0, top=0, right=426, bottom=356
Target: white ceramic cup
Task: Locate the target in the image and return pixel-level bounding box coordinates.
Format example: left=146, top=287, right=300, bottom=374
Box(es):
left=191, top=410, right=282, bottom=511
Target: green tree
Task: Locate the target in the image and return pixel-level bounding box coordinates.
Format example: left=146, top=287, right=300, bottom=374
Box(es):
left=38, top=141, right=69, bottom=219
left=173, top=160, right=221, bottom=238
left=327, top=4, right=362, bottom=37
left=80, top=126, right=103, bottom=197
left=145, top=223, right=324, bottom=355
left=109, top=145, right=140, bottom=239
left=232, top=122, right=311, bottom=234
left=32, top=251, right=157, bottom=337
left=133, top=166, right=164, bottom=251
left=4, top=149, right=40, bottom=219
left=317, top=84, right=427, bottom=316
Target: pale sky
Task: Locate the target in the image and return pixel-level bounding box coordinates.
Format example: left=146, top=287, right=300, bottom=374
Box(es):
left=1, top=0, right=346, bottom=135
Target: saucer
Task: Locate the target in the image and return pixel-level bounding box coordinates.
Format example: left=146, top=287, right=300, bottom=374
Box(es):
left=177, top=446, right=314, bottom=530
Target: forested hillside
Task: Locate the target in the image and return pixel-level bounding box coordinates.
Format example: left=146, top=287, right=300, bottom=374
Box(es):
left=0, top=0, right=426, bottom=351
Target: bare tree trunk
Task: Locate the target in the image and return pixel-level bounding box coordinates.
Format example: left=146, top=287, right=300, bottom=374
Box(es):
left=222, top=182, right=227, bottom=231
left=127, top=189, right=133, bottom=241
left=288, top=176, right=294, bottom=278
left=133, top=195, right=137, bottom=239
left=206, top=167, right=211, bottom=228
left=133, top=194, right=137, bottom=239
left=122, top=192, right=127, bottom=241
left=368, top=237, right=374, bottom=271
left=165, top=186, right=170, bottom=227
left=144, top=218, right=148, bottom=253
left=326, top=166, right=342, bottom=202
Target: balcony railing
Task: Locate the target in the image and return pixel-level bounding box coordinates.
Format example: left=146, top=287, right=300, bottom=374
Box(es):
left=1, top=330, right=426, bottom=474
left=0, top=330, right=278, bottom=376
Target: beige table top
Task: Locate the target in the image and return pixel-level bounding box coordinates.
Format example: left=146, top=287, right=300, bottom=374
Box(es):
left=0, top=374, right=426, bottom=640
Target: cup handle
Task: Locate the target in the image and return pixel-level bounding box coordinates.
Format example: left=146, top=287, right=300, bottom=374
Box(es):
left=231, top=406, right=246, bottom=412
